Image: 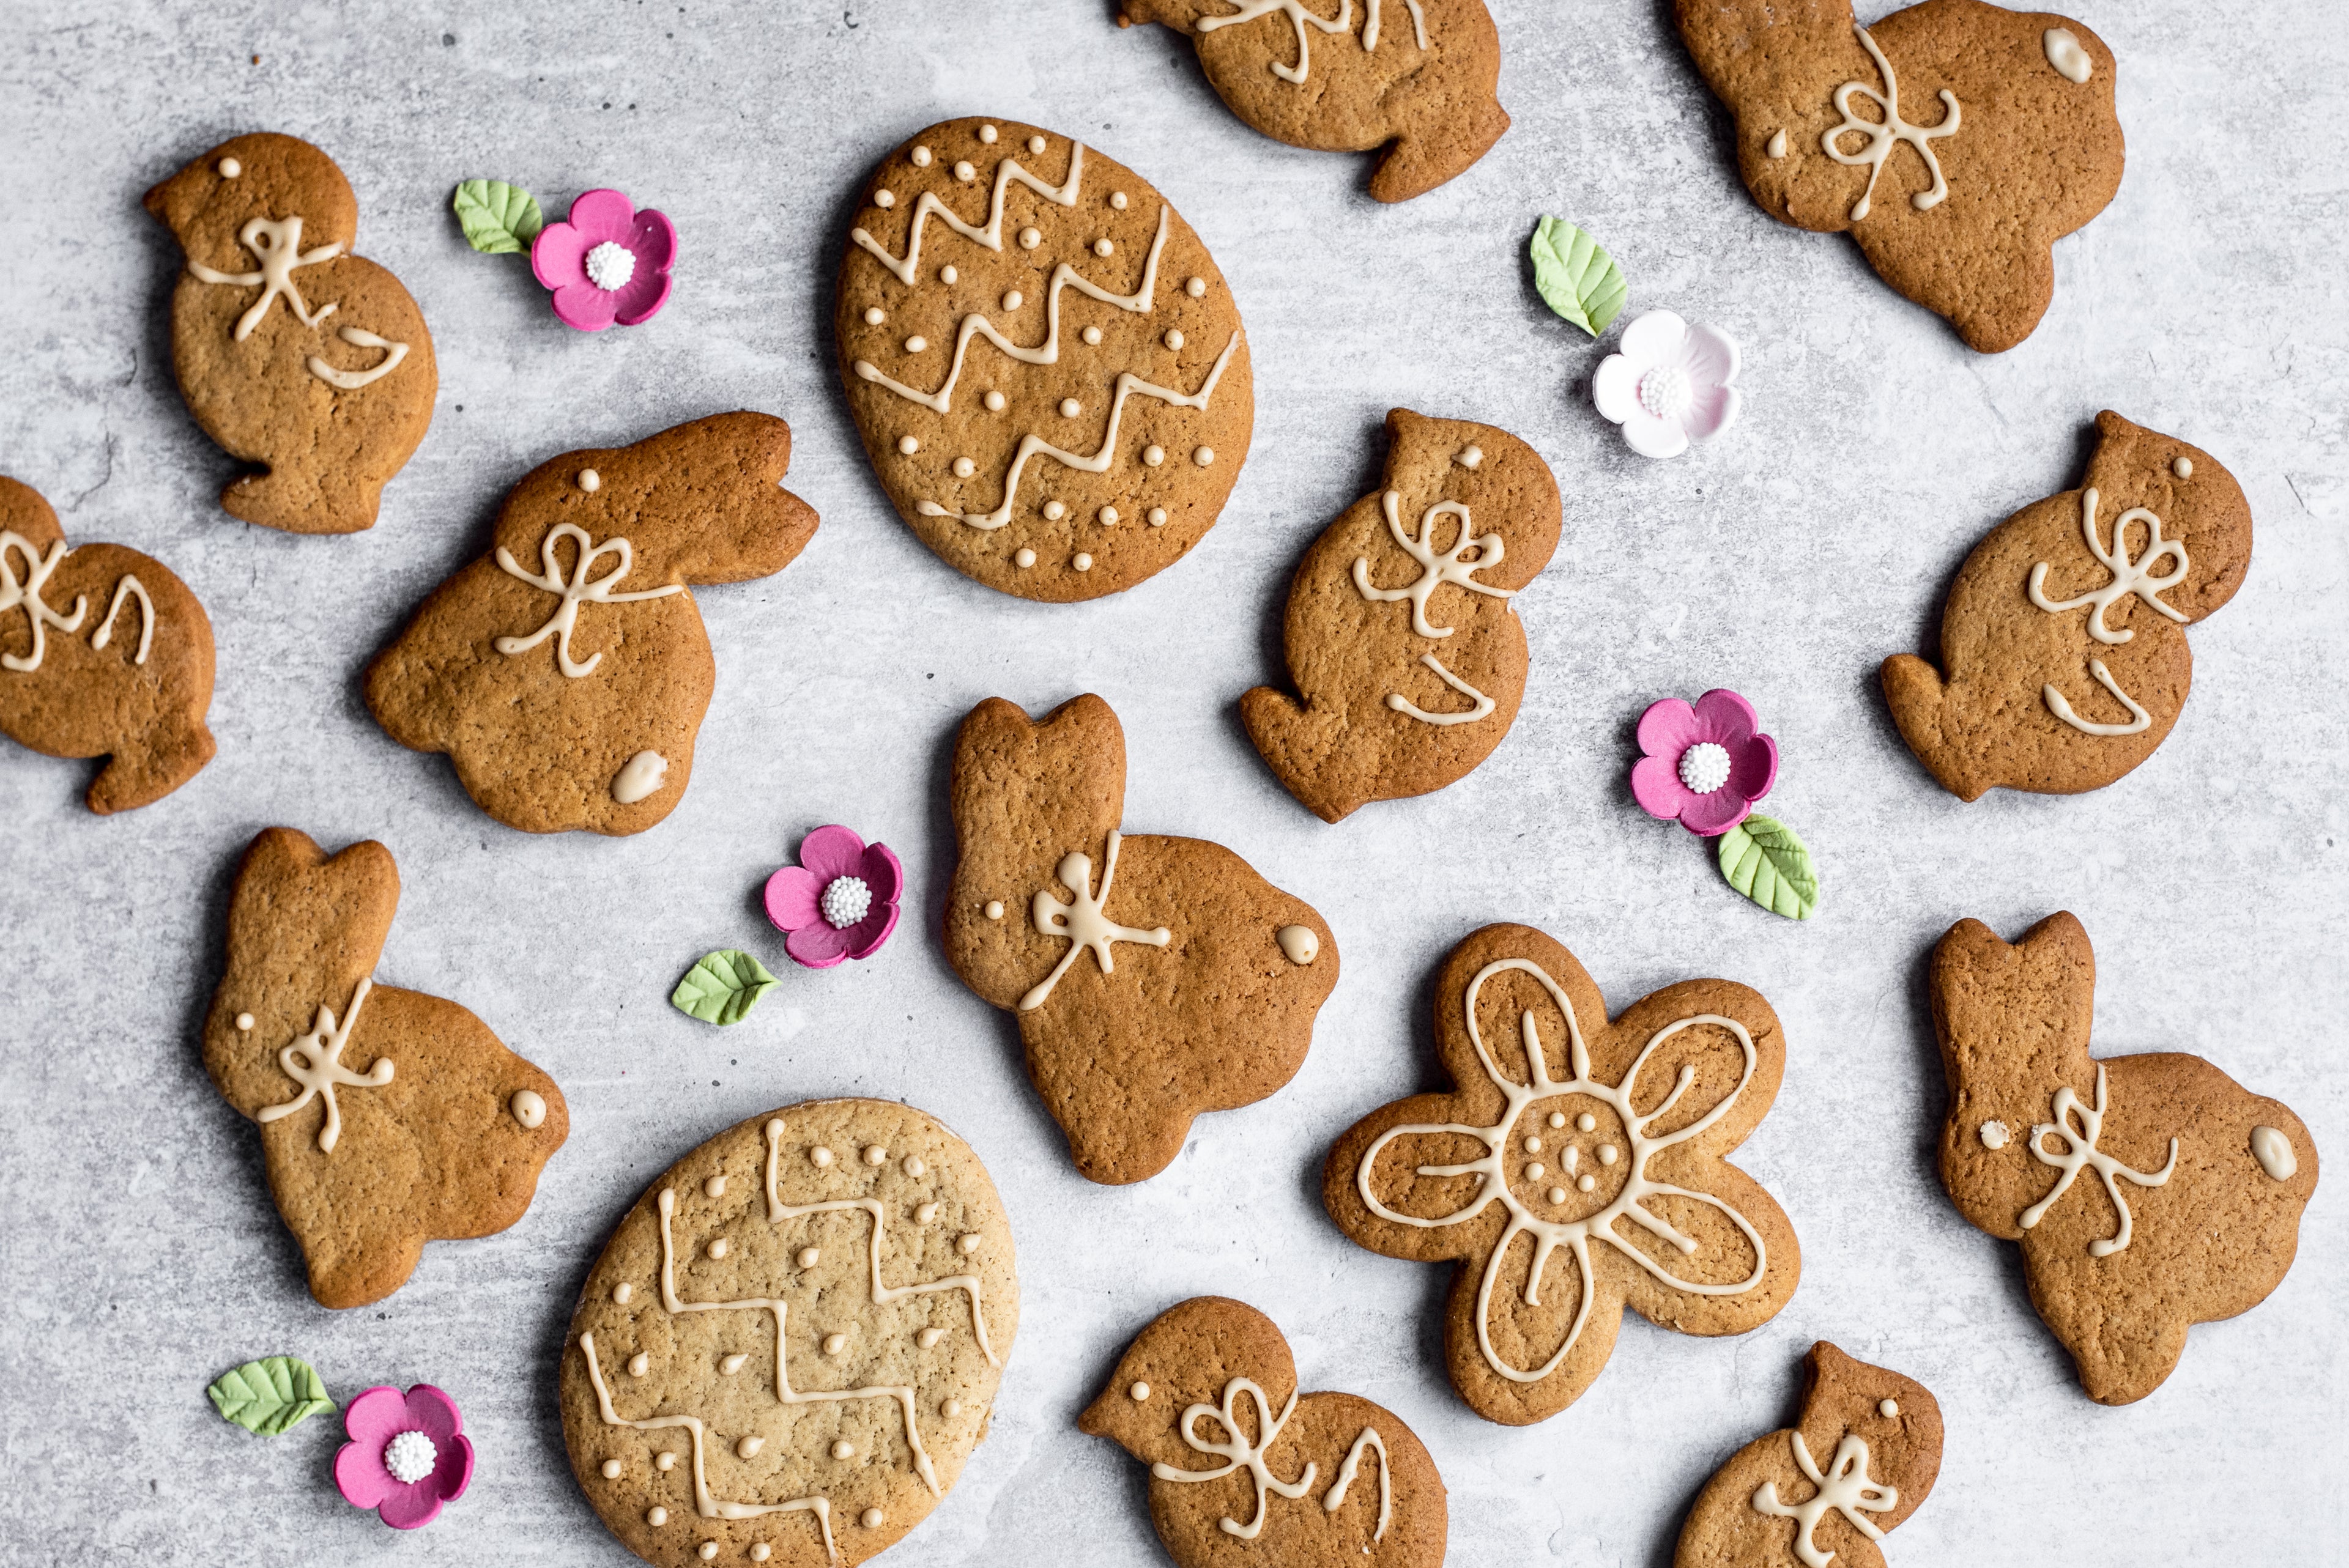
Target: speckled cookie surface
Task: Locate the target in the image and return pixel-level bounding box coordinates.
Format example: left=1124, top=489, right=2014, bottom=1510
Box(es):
left=202, top=827, right=568, bottom=1309
left=835, top=117, right=1251, bottom=602
left=1677, top=0, right=2123, bottom=352
left=0, top=475, right=216, bottom=812
left=144, top=132, right=436, bottom=533
left=1121, top=0, right=1509, bottom=201
left=561, top=1101, right=1019, bottom=1568
left=1324, top=923, right=1799, bottom=1425
left=1242, top=409, right=1559, bottom=823
left=1673, top=1342, right=1942, bottom=1568
left=944, top=693, right=1337, bottom=1183
left=1932, top=912, right=2318, bottom=1405
left=1080, top=1296, right=1447, bottom=1567
left=365, top=412, right=818, bottom=835
left=1882, top=410, right=2251, bottom=801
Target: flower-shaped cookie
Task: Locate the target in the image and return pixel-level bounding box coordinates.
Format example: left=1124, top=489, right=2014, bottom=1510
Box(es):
left=1324, top=923, right=1800, bottom=1424
left=530, top=189, right=675, bottom=331
left=1593, top=309, right=1741, bottom=459
left=762, top=824, right=903, bottom=968
left=334, top=1383, right=473, bottom=1529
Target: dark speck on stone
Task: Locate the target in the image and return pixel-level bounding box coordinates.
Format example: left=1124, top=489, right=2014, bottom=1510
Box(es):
left=442, top=32, right=455, bottom=45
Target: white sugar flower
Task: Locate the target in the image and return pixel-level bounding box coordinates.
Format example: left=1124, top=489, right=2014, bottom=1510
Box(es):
left=1592, top=309, right=1742, bottom=459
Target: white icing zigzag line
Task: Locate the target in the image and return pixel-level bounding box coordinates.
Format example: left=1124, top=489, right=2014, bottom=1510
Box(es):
left=1197, top=0, right=1425, bottom=85
left=919, top=328, right=1242, bottom=531
left=850, top=145, right=1086, bottom=287
left=855, top=205, right=1171, bottom=415
left=580, top=1331, right=837, bottom=1559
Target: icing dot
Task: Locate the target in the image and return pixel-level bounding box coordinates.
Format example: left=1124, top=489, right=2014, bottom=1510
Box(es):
left=217, top=157, right=242, bottom=177
left=1547, top=1187, right=1568, bottom=1204
left=1186, top=276, right=1207, bottom=297
left=384, top=1430, right=438, bottom=1484
left=705, top=1175, right=727, bottom=1197
left=1003, top=289, right=1025, bottom=310
left=699, top=1543, right=719, bottom=1561
left=1192, top=446, right=1215, bottom=467
left=1598, top=1145, right=1619, bottom=1165
left=978, top=124, right=998, bottom=144
left=657, top=1451, right=677, bottom=1471
left=1638, top=364, right=1693, bottom=420
left=862, top=1510, right=885, bottom=1529
left=1073, top=553, right=1094, bottom=572
left=628, top=1353, right=650, bottom=1377
left=824, top=1333, right=848, bottom=1355
left=1548, top=1112, right=1567, bottom=1129
left=1018, top=227, right=1041, bottom=250
left=984, top=390, right=1007, bottom=411
left=1093, top=238, right=1115, bottom=257
left=811, top=1146, right=834, bottom=1167
left=1099, top=506, right=1119, bottom=525
left=919, top=1326, right=944, bottom=1347
left=648, top=1506, right=669, bottom=1527
left=707, top=1237, right=729, bottom=1260
left=985, top=900, right=1005, bottom=919
left=863, top=307, right=885, bottom=325
left=954, top=160, right=976, bottom=182
left=955, top=457, right=978, bottom=481
left=1014, top=549, right=1036, bottom=569
left=906, top=1156, right=927, bottom=1176
left=2251, top=1125, right=2297, bottom=1181
left=1766, top=129, right=1787, bottom=159
left=1979, top=1121, right=2010, bottom=1150
left=2173, top=456, right=2194, bottom=478
left=1879, top=1399, right=1900, bottom=1418
left=822, top=875, right=874, bottom=929
left=584, top=240, right=637, bottom=292
left=738, top=1435, right=763, bottom=1459
left=1577, top=1114, right=1597, bottom=1132
left=1028, top=135, right=1047, bottom=154
left=510, top=1089, right=547, bottom=1129
left=831, top=1440, right=855, bottom=1459
left=912, top=146, right=933, bottom=167
left=1110, top=190, right=1129, bottom=210
left=1130, top=1380, right=1151, bottom=1400
left=958, top=1232, right=982, bottom=1255
left=1526, top=1163, right=1546, bottom=1180
left=721, top=1353, right=748, bottom=1374
left=1524, top=1136, right=1542, bottom=1153
left=2043, top=26, right=2093, bottom=83
left=918, top=1202, right=940, bottom=1222
left=1144, top=445, right=1165, bottom=466
left=897, top=435, right=920, bottom=455
left=1276, top=925, right=1318, bottom=965
left=1678, top=742, right=1732, bottom=795
left=614, top=1282, right=634, bottom=1304
left=1457, top=445, right=1483, bottom=470
left=874, top=190, right=895, bottom=209
left=1059, top=399, right=1082, bottom=418
left=752, top=1547, right=772, bottom=1562
left=905, top=335, right=928, bottom=353
left=1578, top=1173, right=1598, bottom=1192
left=602, top=1459, right=623, bottom=1479
left=1147, top=508, right=1167, bottom=527
left=577, top=468, right=602, bottom=494
left=798, top=1247, right=820, bottom=1268
left=1164, top=328, right=1185, bottom=350
left=942, top=1399, right=962, bottom=1416
left=235, top=1012, right=255, bottom=1031
left=1043, top=500, right=1066, bottom=520
left=1082, top=325, right=1103, bottom=346
left=864, top=1144, right=888, bottom=1166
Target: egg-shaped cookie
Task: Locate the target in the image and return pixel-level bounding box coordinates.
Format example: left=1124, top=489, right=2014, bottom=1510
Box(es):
left=836, top=117, right=1252, bottom=602
left=562, top=1101, right=1020, bottom=1568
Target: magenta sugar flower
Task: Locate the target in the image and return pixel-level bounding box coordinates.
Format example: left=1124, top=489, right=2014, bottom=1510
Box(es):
left=1631, top=689, right=1779, bottom=837
left=333, top=1384, right=473, bottom=1529
left=763, top=826, right=903, bottom=969
left=530, top=189, right=675, bottom=331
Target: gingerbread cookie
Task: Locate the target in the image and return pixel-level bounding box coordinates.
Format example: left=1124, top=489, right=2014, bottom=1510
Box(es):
left=204, top=828, right=567, bottom=1309
left=144, top=133, right=436, bottom=533
left=1676, top=0, right=2121, bottom=352
left=1242, top=410, right=1559, bottom=822
left=365, top=412, right=818, bottom=835
left=1080, top=1296, right=1447, bottom=1566
left=562, top=1101, right=1018, bottom=1568
left=1932, top=912, right=2317, bottom=1405
left=0, top=475, right=216, bottom=812
left=1882, top=412, right=2250, bottom=801
left=945, top=693, right=1337, bottom=1183
left=1119, top=0, right=1509, bottom=202
left=1674, top=1342, right=1942, bottom=1568
left=1324, top=923, right=1798, bottom=1424
left=835, top=118, right=1251, bottom=602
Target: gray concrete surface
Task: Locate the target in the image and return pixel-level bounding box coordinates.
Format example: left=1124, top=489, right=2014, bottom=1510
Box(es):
left=1, top=1, right=2343, bottom=1562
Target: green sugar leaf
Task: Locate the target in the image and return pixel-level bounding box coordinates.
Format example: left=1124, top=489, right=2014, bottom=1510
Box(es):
left=672, top=949, right=780, bottom=1026
left=452, top=179, right=546, bottom=255
left=1718, top=815, right=1820, bottom=920
left=207, top=1356, right=335, bottom=1437
left=1528, top=216, right=1629, bottom=338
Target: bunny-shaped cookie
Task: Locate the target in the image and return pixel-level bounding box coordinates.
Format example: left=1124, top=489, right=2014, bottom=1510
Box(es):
left=0, top=475, right=216, bottom=812
left=1932, top=912, right=2317, bottom=1403
left=1081, top=1296, right=1447, bottom=1567
left=1119, top=0, right=1510, bottom=202
left=145, top=133, right=436, bottom=533
left=205, top=827, right=568, bottom=1309
left=945, top=693, right=1338, bottom=1183
left=1882, top=412, right=2251, bottom=801
left=365, top=412, right=819, bottom=835
left=1674, top=1342, right=1942, bottom=1568
left=1676, top=0, right=2121, bottom=351
left=1242, top=410, right=1559, bottom=822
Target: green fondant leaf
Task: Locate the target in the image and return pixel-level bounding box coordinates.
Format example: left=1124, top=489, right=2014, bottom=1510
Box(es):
left=1718, top=815, right=1820, bottom=920
left=672, top=949, right=780, bottom=1026
left=1528, top=216, right=1629, bottom=338
left=207, top=1356, right=335, bottom=1436
left=452, top=179, right=546, bottom=254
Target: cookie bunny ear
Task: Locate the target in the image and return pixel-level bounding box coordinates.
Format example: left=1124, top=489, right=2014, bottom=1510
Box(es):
left=143, top=132, right=358, bottom=265
left=1078, top=1296, right=1297, bottom=1465
left=615, top=412, right=821, bottom=586
left=2084, top=410, right=2253, bottom=624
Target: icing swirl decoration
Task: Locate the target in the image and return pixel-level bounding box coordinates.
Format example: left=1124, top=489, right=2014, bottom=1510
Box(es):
left=2027, top=488, right=2189, bottom=738
left=2016, top=1063, right=2178, bottom=1257
left=254, top=977, right=395, bottom=1155
left=1822, top=26, right=1961, bottom=222
left=1194, top=0, right=1427, bottom=86
left=1351, top=492, right=1513, bottom=728
left=1150, top=1378, right=1318, bottom=1539
left=1750, top=1430, right=1898, bottom=1568
left=0, top=531, right=87, bottom=673
left=1019, top=829, right=1172, bottom=1011
left=185, top=215, right=344, bottom=339
left=493, top=523, right=683, bottom=678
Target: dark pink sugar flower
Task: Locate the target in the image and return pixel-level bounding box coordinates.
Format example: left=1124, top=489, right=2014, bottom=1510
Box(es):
left=530, top=189, right=675, bottom=331
left=763, top=826, right=903, bottom=969
left=1630, top=689, right=1779, bottom=837
left=333, top=1384, right=473, bottom=1529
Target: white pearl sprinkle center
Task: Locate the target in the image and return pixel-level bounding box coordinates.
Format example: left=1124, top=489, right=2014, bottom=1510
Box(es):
left=1678, top=741, right=1732, bottom=794
left=384, top=1430, right=438, bottom=1485
left=821, top=876, right=874, bottom=930
left=584, top=241, right=637, bottom=292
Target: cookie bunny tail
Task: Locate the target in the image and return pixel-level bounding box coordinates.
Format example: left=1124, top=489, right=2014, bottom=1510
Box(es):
left=1879, top=652, right=1988, bottom=802
left=86, top=717, right=217, bottom=815
left=1369, top=97, right=1510, bottom=204
left=221, top=463, right=384, bottom=536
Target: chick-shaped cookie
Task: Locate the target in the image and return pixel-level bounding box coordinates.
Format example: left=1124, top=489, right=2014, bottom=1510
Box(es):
left=1080, top=1296, right=1447, bottom=1566
left=204, top=827, right=568, bottom=1309
left=366, top=412, right=819, bottom=835
left=144, top=133, right=436, bottom=534
left=1933, top=912, right=2317, bottom=1405
left=945, top=693, right=1338, bottom=1184
left=1242, top=410, right=1559, bottom=822
left=0, top=475, right=216, bottom=812
left=1325, top=923, right=1800, bottom=1424
left=1119, top=0, right=1509, bottom=202
left=1674, top=1342, right=1942, bottom=1568
left=1676, top=0, right=2121, bottom=352
left=1882, top=412, right=2251, bottom=801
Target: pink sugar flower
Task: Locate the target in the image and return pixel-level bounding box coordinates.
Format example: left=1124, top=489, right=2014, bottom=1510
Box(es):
left=530, top=189, right=675, bottom=331
left=1630, top=689, right=1779, bottom=837
left=333, top=1384, right=473, bottom=1530
left=763, top=826, right=903, bottom=969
